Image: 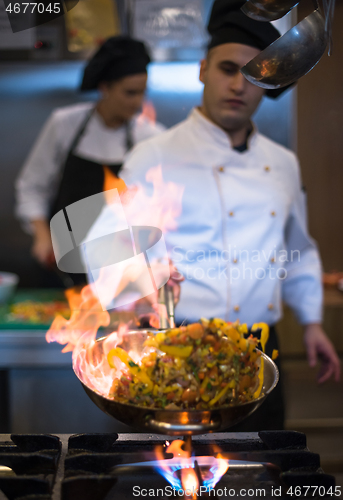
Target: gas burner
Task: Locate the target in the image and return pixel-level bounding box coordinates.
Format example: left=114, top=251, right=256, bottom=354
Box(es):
left=0, top=431, right=337, bottom=500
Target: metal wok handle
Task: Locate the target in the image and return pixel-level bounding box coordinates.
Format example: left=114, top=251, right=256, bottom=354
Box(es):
left=158, top=284, right=175, bottom=329
left=145, top=415, right=222, bottom=435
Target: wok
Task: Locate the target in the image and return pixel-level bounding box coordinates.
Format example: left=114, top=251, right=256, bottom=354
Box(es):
left=241, top=8, right=327, bottom=89
left=74, top=330, right=279, bottom=436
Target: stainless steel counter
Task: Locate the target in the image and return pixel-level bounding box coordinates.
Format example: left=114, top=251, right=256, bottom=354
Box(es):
left=0, top=330, right=71, bottom=368
left=0, top=330, right=133, bottom=435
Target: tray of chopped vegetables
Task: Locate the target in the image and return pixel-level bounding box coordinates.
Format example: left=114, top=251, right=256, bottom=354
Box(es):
left=74, top=318, right=279, bottom=435
left=0, top=289, right=70, bottom=329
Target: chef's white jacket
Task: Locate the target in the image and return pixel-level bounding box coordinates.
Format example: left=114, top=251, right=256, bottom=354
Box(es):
left=15, top=102, right=165, bottom=228
left=87, top=108, right=323, bottom=327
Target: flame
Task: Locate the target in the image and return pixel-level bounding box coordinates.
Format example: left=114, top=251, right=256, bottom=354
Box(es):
left=46, top=165, right=184, bottom=396
left=103, top=166, right=127, bottom=199
left=101, top=164, right=184, bottom=232
left=137, top=100, right=156, bottom=125
left=154, top=440, right=229, bottom=495
left=120, top=165, right=183, bottom=232
left=46, top=284, right=109, bottom=353
left=211, top=444, right=230, bottom=486
left=182, top=468, right=198, bottom=499
left=164, top=440, right=190, bottom=458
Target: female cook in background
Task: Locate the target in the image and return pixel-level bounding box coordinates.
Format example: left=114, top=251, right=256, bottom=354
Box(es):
left=15, top=35, right=164, bottom=285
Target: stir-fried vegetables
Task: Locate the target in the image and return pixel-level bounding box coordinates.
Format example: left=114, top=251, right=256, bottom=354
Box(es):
left=107, top=318, right=269, bottom=410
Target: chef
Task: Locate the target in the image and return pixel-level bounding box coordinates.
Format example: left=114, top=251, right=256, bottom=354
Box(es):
left=15, top=35, right=164, bottom=284
left=85, top=0, right=340, bottom=429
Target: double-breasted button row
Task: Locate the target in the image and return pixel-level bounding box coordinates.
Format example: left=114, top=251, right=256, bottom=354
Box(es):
left=232, top=303, right=275, bottom=313
left=220, top=163, right=276, bottom=219
left=227, top=210, right=276, bottom=217
left=231, top=257, right=276, bottom=264
left=219, top=165, right=272, bottom=172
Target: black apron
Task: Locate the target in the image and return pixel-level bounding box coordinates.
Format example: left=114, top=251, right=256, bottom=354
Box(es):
left=50, top=108, right=133, bottom=285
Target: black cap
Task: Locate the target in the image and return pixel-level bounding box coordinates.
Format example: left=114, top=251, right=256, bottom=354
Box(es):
left=80, top=36, right=151, bottom=91
left=207, top=0, right=292, bottom=98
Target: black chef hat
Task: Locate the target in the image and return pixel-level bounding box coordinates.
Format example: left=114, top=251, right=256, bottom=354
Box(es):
left=80, top=36, right=151, bottom=91
left=207, top=0, right=292, bottom=98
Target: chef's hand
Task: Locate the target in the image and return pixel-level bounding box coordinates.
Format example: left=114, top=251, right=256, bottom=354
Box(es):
left=31, top=220, right=55, bottom=266
left=144, top=265, right=184, bottom=328
left=143, top=261, right=184, bottom=307
left=166, top=262, right=184, bottom=305
left=303, top=323, right=341, bottom=383
left=129, top=262, right=184, bottom=327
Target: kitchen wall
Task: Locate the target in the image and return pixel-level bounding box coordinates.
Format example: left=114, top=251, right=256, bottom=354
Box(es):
left=297, top=0, right=343, bottom=272
left=0, top=60, right=295, bottom=286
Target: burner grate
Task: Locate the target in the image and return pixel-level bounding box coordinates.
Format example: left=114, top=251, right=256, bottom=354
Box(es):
left=0, top=434, right=61, bottom=500
left=0, top=431, right=337, bottom=500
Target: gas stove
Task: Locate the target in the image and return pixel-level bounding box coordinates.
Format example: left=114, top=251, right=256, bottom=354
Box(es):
left=0, top=431, right=337, bottom=500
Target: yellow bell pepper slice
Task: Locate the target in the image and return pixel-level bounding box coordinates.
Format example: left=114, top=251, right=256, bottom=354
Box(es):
left=163, top=384, right=182, bottom=394
left=213, top=318, right=227, bottom=329
left=159, top=345, right=193, bottom=358
left=251, top=323, right=269, bottom=399
left=253, top=360, right=264, bottom=399
left=209, top=382, right=232, bottom=406
left=144, top=338, right=159, bottom=348
left=107, top=347, right=153, bottom=392
left=200, top=376, right=211, bottom=402
left=155, top=332, right=166, bottom=344
left=226, top=327, right=241, bottom=343
left=201, top=376, right=209, bottom=390
left=251, top=323, right=269, bottom=353
left=237, top=323, right=248, bottom=335
left=272, top=349, right=279, bottom=360
left=164, top=327, right=182, bottom=338
left=237, top=337, right=248, bottom=352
